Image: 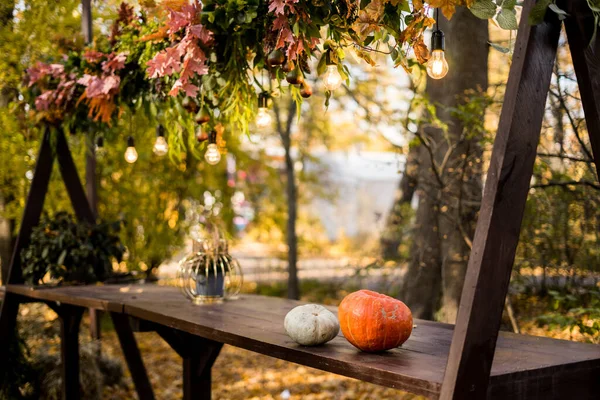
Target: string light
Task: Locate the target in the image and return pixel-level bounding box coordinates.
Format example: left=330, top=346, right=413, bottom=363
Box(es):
left=256, top=92, right=272, bottom=129
left=204, top=130, right=221, bottom=165
left=322, top=52, right=343, bottom=91
left=427, top=9, right=449, bottom=80
left=153, top=125, right=168, bottom=156
left=124, top=136, right=138, bottom=163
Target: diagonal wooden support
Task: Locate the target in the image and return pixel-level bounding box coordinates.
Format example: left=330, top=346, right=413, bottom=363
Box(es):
left=0, top=128, right=54, bottom=373
left=110, top=312, right=156, bottom=400
left=56, top=131, right=95, bottom=224
left=439, top=1, right=563, bottom=398
left=564, top=0, right=600, bottom=176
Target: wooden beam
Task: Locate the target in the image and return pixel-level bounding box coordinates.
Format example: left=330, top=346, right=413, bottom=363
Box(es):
left=55, top=131, right=95, bottom=224
left=439, top=1, right=563, bottom=398
left=57, top=305, right=84, bottom=400
left=0, top=129, right=54, bottom=374
left=110, top=312, right=155, bottom=400
left=564, top=0, right=600, bottom=176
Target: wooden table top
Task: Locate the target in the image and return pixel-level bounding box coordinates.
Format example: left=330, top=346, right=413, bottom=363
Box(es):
left=7, top=283, right=600, bottom=398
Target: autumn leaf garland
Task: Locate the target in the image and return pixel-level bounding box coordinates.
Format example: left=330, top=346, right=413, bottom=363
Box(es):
left=22, top=0, right=578, bottom=153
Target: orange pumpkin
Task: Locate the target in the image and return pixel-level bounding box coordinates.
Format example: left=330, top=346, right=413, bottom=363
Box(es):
left=338, top=290, right=413, bottom=352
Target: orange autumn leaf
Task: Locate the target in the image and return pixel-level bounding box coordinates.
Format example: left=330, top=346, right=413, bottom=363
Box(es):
left=429, top=0, right=475, bottom=19
left=352, top=0, right=385, bottom=40
left=412, top=0, right=424, bottom=10
left=413, top=36, right=430, bottom=64
left=428, top=0, right=458, bottom=19
left=139, top=25, right=169, bottom=42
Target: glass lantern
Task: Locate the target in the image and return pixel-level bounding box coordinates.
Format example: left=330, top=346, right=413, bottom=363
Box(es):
left=177, top=235, right=243, bottom=304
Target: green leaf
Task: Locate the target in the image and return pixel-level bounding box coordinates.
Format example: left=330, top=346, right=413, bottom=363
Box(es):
left=57, top=249, right=67, bottom=266
left=497, top=8, right=518, bottom=29
left=548, top=3, right=568, bottom=20
left=317, top=54, right=327, bottom=76
left=470, top=0, right=498, bottom=19
left=489, top=42, right=511, bottom=53
left=587, top=0, right=600, bottom=12
left=528, top=0, right=552, bottom=25
left=500, top=0, right=516, bottom=8
left=399, top=0, right=411, bottom=13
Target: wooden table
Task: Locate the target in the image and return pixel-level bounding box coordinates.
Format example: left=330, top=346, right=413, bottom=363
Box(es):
left=4, top=283, right=600, bottom=399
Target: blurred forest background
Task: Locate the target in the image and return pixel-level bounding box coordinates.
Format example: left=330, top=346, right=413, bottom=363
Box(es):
left=1, top=1, right=599, bottom=399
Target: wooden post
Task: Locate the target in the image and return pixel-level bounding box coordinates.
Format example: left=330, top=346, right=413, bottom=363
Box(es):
left=439, top=1, right=563, bottom=398
left=57, top=305, right=84, bottom=400
left=564, top=0, right=600, bottom=176
left=155, top=326, right=222, bottom=400
left=110, top=313, right=155, bottom=400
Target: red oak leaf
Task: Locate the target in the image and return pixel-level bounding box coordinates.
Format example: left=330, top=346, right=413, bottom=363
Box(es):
left=35, top=90, right=54, bottom=111
left=102, top=52, right=127, bottom=73
left=189, top=24, right=213, bottom=44
left=83, top=50, right=105, bottom=63
left=268, top=0, right=286, bottom=15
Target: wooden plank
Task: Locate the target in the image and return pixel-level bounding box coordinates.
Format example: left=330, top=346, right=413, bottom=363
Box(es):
left=439, top=1, right=563, bottom=398
left=55, top=131, right=95, bottom=224
left=6, top=284, right=123, bottom=312
left=57, top=305, right=84, bottom=400
left=110, top=312, right=155, bottom=400
left=6, top=285, right=600, bottom=398
left=564, top=0, right=600, bottom=176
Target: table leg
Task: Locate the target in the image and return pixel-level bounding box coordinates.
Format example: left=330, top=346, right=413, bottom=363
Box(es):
left=183, top=337, right=223, bottom=400
left=57, top=305, right=83, bottom=400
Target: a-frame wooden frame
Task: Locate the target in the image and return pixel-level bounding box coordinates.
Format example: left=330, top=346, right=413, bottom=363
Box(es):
left=0, top=0, right=599, bottom=399
left=440, top=0, right=600, bottom=398
left=0, top=129, right=155, bottom=399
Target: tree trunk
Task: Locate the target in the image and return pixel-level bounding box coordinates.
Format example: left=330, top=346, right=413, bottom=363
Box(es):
left=274, top=99, right=299, bottom=300
left=402, top=8, right=488, bottom=322
left=380, top=148, right=418, bottom=260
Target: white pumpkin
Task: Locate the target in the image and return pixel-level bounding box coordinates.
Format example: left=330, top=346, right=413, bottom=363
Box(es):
left=284, top=304, right=340, bottom=346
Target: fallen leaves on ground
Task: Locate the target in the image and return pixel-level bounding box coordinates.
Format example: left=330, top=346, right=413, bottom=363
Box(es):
left=100, top=328, right=423, bottom=399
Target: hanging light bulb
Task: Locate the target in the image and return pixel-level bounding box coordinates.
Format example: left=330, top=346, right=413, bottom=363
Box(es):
left=94, top=136, right=106, bottom=158
left=204, top=130, right=221, bottom=165
left=323, top=64, right=343, bottom=91
left=124, top=136, right=138, bottom=163
left=153, top=125, right=168, bottom=156
left=426, top=12, right=449, bottom=80
left=256, top=93, right=272, bottom=129
left=322, top=51, right=343, bottom=92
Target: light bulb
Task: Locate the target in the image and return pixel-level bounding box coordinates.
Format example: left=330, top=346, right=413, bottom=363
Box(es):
left=124, top=146, right=138, bottom=163
left=323, top=64, right=343, bottom=91
left=426, top=49, right=449, bottom=80
left=204, top=143, right=221, bottom=165
left=153, top=135, right=168, bottom=156
left=256, top=107, right=272, bottom=128
left=94, top=137, right=106, bottom=158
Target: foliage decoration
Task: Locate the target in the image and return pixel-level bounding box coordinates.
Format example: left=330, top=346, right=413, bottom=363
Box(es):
left=21, top=0, right=596, bottom=157
left=20, top=212, right=125, bottom=285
